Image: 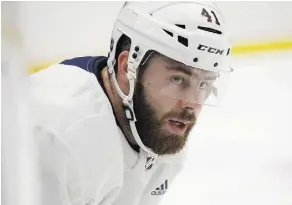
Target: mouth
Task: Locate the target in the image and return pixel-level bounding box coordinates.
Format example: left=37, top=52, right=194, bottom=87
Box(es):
left=165, top=119, right=191, bottom=135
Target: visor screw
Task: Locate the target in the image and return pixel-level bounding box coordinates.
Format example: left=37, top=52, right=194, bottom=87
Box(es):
left=193, top=58, right=198, bottom=62
left=214, top=62, right=218, bottom=67
left=134, top=46, right=140, bottom=52
left=132, top=53, right=138, bottom=59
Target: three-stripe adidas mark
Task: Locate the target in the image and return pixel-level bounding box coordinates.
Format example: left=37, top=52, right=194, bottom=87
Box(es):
left=151, top=180, right=168, bottom=195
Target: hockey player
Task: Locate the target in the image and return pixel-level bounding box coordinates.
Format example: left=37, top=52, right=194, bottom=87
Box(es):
left=30, top=2, right=232, bottom=205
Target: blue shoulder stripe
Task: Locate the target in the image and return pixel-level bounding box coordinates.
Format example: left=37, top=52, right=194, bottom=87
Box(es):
left=60, top=56, right=103, bottom=73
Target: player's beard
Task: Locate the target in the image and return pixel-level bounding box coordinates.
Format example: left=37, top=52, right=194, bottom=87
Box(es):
left=133, top=81, right=197, bottom=155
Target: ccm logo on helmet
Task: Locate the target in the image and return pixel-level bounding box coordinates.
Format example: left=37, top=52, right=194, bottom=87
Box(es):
left=197, top=44, right=224, bottom=55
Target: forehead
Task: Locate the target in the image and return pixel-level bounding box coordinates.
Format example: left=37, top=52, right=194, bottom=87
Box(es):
left=144, top=53, right=217, bottom=79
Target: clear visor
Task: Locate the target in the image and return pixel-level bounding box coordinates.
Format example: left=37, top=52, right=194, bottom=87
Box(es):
left=137, top=54, right=233, bottom=107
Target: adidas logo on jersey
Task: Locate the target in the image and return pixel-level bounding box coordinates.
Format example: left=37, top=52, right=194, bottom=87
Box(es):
left=151, top=180, right=168, bottom=196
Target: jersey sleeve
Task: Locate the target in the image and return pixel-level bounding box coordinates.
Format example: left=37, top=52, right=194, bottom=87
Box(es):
left=30, top=63, right=124, bottom=204
left=33, top=115, right=124, bottom=205
left=34, top=125, right=84, bottom=205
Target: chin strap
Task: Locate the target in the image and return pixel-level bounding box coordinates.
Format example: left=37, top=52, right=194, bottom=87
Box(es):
left=108, top=60, right=158, bottom=158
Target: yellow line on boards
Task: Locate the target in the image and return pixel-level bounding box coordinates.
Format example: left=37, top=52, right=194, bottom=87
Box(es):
left=28, top=39, right=292, bottom=74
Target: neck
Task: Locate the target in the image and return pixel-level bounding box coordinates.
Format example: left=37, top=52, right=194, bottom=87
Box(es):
left=101, top=67, right=139, bottom=149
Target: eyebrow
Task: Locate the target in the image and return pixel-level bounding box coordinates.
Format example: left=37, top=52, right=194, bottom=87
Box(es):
left=165, top=65, right=192, bottom=76
left=165, top=65, right=217, bottom=81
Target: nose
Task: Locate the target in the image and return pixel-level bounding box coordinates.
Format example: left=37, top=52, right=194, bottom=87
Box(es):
left=178, top=87, right=205, bottom=115
left=180, top=99, right=202, bottom=111
left=180, top=87, right=205, bottom=109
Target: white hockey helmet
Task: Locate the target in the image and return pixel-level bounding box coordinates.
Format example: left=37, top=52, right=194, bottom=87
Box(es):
left=107, top=1, right=232, bottom=156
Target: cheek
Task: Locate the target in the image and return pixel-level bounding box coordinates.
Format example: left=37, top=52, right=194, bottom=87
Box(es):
left=147, top=89, right=178, bottom=118
left=196, top=104, right=203, bottom=115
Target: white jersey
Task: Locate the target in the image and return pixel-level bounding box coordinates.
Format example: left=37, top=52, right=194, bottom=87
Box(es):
left=29, top=56, right=187, bottom=205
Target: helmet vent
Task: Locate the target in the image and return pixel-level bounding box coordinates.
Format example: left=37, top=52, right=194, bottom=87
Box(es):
left=175, top=24, right=188, bottom=47
left=178, top=36, right=188, bottom=47
left=163, top=24, right=189, bottom=47
left=175, top=24, right=186, bottom=29
left=198, top=26, right=222, bottom=35
left=163, top=29, right=173, bottom=37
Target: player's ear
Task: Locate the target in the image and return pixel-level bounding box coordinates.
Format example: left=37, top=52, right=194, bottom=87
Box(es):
left=117, top=50, right=130, bottom=95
